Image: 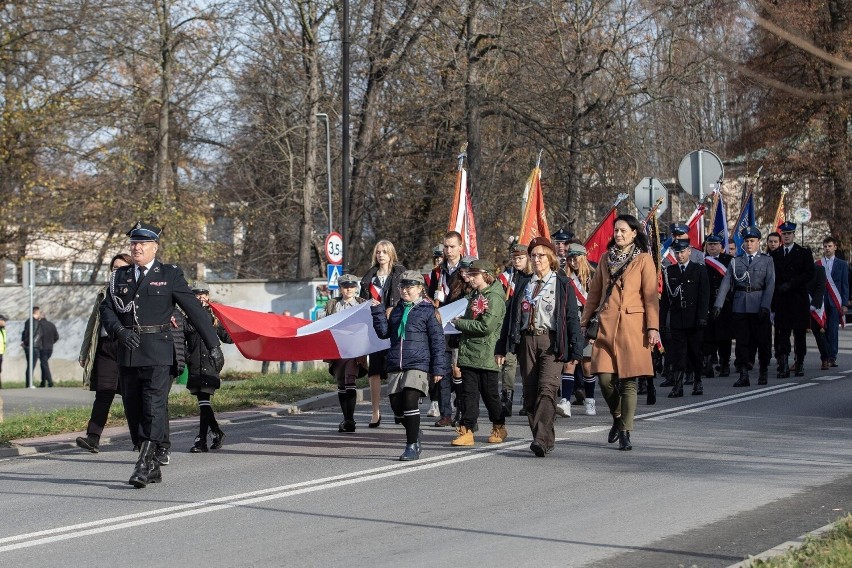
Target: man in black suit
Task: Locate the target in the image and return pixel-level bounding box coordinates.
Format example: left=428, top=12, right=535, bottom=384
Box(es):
left=770, top=222, right=815, bottom=377
left=100, top=222, right=223, bottom=488
left=702, top=234, right=734, bottom=378
left=661, top=239, right=711, bottom=397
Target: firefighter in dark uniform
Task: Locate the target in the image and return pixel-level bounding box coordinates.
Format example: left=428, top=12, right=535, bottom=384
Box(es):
left=769, top=221, right=815, bottom=378
left=660, top=239, right=711, bottom=397
left=714, top=226, right=775, bottom=386
left=702, top=234, right=734, bottom=378
left=100, top=222, right=223, bottom=488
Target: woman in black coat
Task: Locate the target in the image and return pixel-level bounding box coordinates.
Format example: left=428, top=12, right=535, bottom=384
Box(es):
left=186, top=284, right=233, bottom=453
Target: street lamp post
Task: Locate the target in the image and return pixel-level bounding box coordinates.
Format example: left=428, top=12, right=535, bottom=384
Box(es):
left=316, top=113, right=333, bottom=234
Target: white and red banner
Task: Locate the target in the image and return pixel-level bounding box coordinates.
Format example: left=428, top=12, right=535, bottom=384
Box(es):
left=817, top=259, right=846, bottom=327
left=686, top=204, right=706, bottom=250
left=705, top=256, right=727, bottom=277
left=449, top=166, right=478, bottom=257
left=210, top=299, right=470, bottom=361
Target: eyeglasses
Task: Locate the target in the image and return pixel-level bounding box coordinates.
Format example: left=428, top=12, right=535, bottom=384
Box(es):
left=529, top=253, right=548, bottom=259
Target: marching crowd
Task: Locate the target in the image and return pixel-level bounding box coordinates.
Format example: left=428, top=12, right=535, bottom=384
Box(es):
left=73, top=216, right=849, bottom=487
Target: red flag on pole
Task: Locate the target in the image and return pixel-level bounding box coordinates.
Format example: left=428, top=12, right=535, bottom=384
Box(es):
left=448, top=148, right=478, bottom=256
left=517, top=166, right=550, bottom=245
left=686, top=204, right=706, bottom=249
left=584, top=207, right=618, bottom=264
left=772, top=192, right=786, bottom=231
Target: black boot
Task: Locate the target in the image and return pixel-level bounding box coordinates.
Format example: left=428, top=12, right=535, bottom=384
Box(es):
left=129, top=441, right=161, bottom=488
left=733, top=368, right=750, bottom=387
left=646, top=378, right=656, bottom=405
left=190, top=436, right=208, bottom=453
left=758, top=367, right=768, bottom=385
left=518, top=395, right=527, bottom=416
left=793, top=358, right=805, bottom=377
left=692, top=377, right=703, bottom=395
left=778, top=355, right=790, bottom=378
left=75, top=434, right=100, bottom=453
left=703, top=356, right=715, bottom=378
left=683, top=371, right=694, bottom=385
left=618, top=431, right=632, bottom=451
left=668, top=372, right=684, bottom=398
left=660, top=368, right=676, bottom=388
left=637, top=378, right=647, bottom=395
left=501, top=389, right=513, bottom=417
left=717, top=361, right=731, bottom=377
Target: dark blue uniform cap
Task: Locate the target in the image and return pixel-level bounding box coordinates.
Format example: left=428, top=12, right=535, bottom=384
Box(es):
left=670, top=239, right=691, bottom=252
left=551, top=228, right=573, bottom=242
left=127, top=221, right=162, bottom=242
left=705, top=234, right=723, bottom=244
left=741, top=225, right=762, bottom=240
left=670, top=223, right=689, bottom=235
left=778, top=221, right=797, bottom=232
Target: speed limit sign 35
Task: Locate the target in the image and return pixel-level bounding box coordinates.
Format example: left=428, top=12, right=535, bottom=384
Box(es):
left=325, top=232, right=343, bottom=265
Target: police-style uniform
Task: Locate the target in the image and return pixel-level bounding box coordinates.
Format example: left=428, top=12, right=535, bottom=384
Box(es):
left=100, top=222, right=221, bottom=488
left=662, top=224, right=705, bottom=267
left=714, top=226, right=775, bottom=386
left=702, top=234, right=734, bottom=377
left=660, top=240, right=711, bottom=396
left=769, top=222, right=815, bottom=377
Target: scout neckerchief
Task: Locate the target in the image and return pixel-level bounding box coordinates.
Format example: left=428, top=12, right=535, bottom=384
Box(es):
left=398, top=301, right=416, bottom=339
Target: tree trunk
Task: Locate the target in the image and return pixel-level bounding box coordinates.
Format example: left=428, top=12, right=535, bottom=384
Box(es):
left=298, top=2, right=320, bottom=279
left=155, top=0, right=173, bottom=199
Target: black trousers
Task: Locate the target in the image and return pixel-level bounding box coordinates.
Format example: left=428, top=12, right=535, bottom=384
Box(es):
left=733, top=313, right=771, bottom=371
left=38, top=348, right=54, bottom=386
left=667, top=327, right=704, bottom=374
left=459, top=367, right=504, bottom=429
left=775, top=327, right=808, bottom=360
left=119, top=365, right=172, bottom=444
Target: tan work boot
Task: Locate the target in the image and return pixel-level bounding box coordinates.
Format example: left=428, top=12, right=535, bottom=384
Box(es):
left=487, top=424, right=508, bottom=443
left=451, top=426, right=474, bottom=446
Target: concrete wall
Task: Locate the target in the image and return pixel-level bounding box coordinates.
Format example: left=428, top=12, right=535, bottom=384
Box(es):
left=0, top=280, right=327, bottom=384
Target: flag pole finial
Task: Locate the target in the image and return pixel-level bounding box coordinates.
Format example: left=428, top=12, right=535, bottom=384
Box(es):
left=535, top=149, right=543, bottom=168
left=457, top=143, right=468, bottom=171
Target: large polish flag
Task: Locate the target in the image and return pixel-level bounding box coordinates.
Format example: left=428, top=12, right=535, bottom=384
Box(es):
left=210, top=299, right=469, bottom=361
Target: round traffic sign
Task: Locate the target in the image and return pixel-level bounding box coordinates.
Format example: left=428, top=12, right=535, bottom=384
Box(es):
left=677, top=149, right=724, bottom=198
left=793, top=208, right=811, bottom=224
left=324, top=232, right=343, bottom=264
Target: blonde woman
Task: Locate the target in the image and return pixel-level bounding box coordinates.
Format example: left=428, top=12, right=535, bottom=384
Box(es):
left=360, top=240, right=406, bottom=427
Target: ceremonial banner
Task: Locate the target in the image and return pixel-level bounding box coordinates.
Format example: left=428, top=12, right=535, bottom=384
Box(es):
left=584, top=207, right=618, bottom=265
left=731, top=191, right=756, bottom=255
left=711, top=190, right=729, bottom=249
left=518, top=167, right=551, bottom=245
left=686, top=204, right=706, bottom=250
left=772, top=193, right=786, bottom=231
left=449, top=159, right=478, bottom=256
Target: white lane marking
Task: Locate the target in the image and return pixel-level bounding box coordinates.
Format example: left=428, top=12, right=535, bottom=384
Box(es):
left=569, top=426, right=610, bottom=434
left=0, top=437, right=543, bottom=553
left=634, top=384, right=793, bottom=420
left=645, top=383, right=817, bottom=421
left=813, top=375, right=845, bottom=381
left=840, top=369, right=852, bottom=374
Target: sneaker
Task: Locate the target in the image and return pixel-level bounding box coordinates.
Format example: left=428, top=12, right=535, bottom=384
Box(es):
left=584, top=398, right=596, bottom=416
left=555, top=398, right=572, bottom=418
left=426, top=401, right=439, bottom=417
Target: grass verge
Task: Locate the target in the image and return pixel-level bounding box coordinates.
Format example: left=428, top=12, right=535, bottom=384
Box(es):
left=747, top=514, right=852, bottom=567
left=0, top=370, right=366, bottom=446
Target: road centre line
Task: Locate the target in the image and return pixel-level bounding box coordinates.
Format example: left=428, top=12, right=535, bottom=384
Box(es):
left=812, top=375, right=845, bottom=381
left=0, top=438, right=537, bottom=553
left=645, top=383, right=817, bottom=421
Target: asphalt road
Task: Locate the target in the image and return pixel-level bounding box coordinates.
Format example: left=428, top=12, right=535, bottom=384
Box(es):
left=1, top=335, right=850, bottom=567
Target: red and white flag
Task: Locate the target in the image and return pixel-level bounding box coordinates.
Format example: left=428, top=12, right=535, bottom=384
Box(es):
left=686, top=204, right=706, bottom=250
left=449, top=163, right=478, bottom=257
left=210, top=302, right=389, bottom=361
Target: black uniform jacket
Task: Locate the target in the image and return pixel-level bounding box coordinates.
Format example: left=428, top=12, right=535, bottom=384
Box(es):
left=660, top=262, right=710, bottom=330
left=704, top=253, right=733, bottom=341
left=770, top=243, right=815, bottom=329
left=100, top=260, right=219, bottom=368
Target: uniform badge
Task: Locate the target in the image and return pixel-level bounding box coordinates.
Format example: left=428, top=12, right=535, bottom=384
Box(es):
left=471, top=295, right=489, bottom=318
left=134, top=221, right=142, bottom=230
left=120, top=287, right=128, bottom=294
left=545, top=304, right=553, bottom=312
left=153, top=266, right=160, bottom=273
left=521, top=300, right=531, bottom=312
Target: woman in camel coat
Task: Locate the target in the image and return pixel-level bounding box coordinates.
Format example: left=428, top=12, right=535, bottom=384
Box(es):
left=581, top=214, right=659, bottom=451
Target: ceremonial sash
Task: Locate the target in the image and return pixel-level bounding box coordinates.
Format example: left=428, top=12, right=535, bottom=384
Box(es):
left=369, top=282, right=382, bottom=302
left=705, top=256, right=727, bottom=277
left=817, top=259, right=845, bottom=327
left=568, top=274, right=588, bottom=306
left=811, top=303, right=826, bottom=329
